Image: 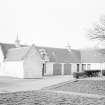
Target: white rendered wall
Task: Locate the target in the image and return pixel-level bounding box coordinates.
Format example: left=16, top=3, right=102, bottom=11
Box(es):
left=0, top=46, right=4, bottom=63
left=71, top=63, right=77, bottom=73
left=89, top=63, right=104, bottom=70
left=24, top=59, right=42, bottom=78
left=89, top=63, right=101, bottom=70
left=62, top=63, right=64, bottom=75
left=45, top=62, right=53, bottom=75
left=80, top=63, right=105, bottom=71
left=0, top=46, right=4, bottom=72
left=0, top=61, right=24, bottom=78
left=23, top=47, right=42, bottom=78
left=45, top=63, right=66, bottom=76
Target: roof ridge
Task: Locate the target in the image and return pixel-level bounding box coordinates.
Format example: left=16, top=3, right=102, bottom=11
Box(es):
left=37, top=46, right=80, bottom=51
left=37, top=46, right=67, bottom=50
left=8, top=46, right=29, bottom=51
left=21, top=45, right=36, bottom=60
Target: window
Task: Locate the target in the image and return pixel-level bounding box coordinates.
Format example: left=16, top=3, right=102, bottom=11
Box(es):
left=77, top=64, right=79, bottom=72
left=82, top=64, right=86, bottom=71
left=87, top=64, right=91, bottom=70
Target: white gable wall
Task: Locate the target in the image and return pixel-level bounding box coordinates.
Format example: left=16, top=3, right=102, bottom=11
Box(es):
left=0, top=45, right=5, bottom=74
left=0, top=61, right=24, bottom=78
left=23, top=46, right=42, bottom=78
left=0, top=45, right=4, bottom=63
left=0, top=45, right=4, bottom=71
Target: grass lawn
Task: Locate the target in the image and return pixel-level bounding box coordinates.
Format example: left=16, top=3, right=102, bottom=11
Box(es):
left=0, top=80, right=105, bottom=104
left=0, top=90, right=105, bottom=105
left=46, top=80, right=105, bottom=96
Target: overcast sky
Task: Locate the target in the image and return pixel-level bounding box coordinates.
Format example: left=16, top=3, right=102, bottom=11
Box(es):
left=0, top=0, right=105, bottom=49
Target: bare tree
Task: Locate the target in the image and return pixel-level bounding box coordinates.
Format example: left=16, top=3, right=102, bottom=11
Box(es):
left=88, top=15, right=105, bottom=41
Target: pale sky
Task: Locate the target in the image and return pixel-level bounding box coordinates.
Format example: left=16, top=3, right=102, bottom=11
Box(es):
left=0, top=0, right=105, bottom=49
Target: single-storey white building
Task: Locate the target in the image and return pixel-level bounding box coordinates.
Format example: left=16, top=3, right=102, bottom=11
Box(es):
left=80, top=49, right=105, bottom=71
left=36, top=46, right=81, bottom=76
left=0, top=44, right=42, bottom=78
left=0, top=41, right=81, bottom=78
left=0, top=37, right=105, bottom=78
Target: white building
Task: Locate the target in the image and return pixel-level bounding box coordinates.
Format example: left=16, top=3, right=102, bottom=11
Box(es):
left=0, top=37, right=105, bottom=78
left=0, top=44, right=42, bottom=78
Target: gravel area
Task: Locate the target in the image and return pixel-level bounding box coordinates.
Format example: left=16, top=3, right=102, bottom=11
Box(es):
left=48, top=80, right=105, bottom=95
left=0, top=90, right=105, bottom=105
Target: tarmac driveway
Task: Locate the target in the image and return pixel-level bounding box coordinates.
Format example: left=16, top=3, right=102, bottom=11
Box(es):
left=0, top=75, right=73, bottom=93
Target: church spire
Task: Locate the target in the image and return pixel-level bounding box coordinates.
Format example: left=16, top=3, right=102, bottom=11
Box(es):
left=15, top=32, right=20, bottom=47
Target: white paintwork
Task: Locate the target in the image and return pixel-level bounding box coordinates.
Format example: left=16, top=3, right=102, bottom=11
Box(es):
left=0, top=45, right=4, bottom=63
left=45, top=62, right=54, bottom=75
left=72, top=63, right=82, bottom=72
left=80, top=63, right=105, bottom=71
left=46, top=62, right=65, bottom=76
left=62, top=63, right=64, bottom=75
left=79, top=64, right=82, bottom=72
left=62, top=63, right=72, bottom=75
left=46, top=63, right=80, bottom=76
left=89, top=63, right=101, bottom=70
left=0, top=61, right=24, bottom=78
left=71, top=63, right=77, bottom=73
left=23, top=46, right=42, bottom=78
left=0, top=45, right=43, bottom=78
left=0, top=45, right=4, bottom=72
left=45, top=63, right=105, bottom=75
left=81, top=63, right=102, bottom=70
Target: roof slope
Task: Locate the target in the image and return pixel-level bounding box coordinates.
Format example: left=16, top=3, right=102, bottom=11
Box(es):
left=0, top=43, right=16, bottom=58
left=37, top=46, right=81, bottom=63
left=5, top=47, right=30, bottom=61
left=2, top=42, right=105, bottom=63
left=0, top=43, right=27, bottom=58
left=81, top=49, right=105, bottom=63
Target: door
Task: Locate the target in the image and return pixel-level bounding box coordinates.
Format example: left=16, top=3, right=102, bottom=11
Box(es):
left=87, top=64, right=91, bottom=70
left=42, top=64, right=46, bottom=76
left=53, top=64, right=62, bottom=75
left=77, top=64, right=79, bottom=72
left=82, top=64, right=86, bottom=71
left=64, top=64, right=71, bottom=75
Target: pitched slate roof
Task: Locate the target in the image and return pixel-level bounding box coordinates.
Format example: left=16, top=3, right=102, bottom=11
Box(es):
left=1, top=42, right=105, bottom=63
left=37, top=46, right=81, bottom=63
left=80, top=48, right=105, bottom=63
left=5, top=47, right=30, bottom=61
left=0, top=43, right=27, bottom=58
left=0, top=43, right=16, bottom=58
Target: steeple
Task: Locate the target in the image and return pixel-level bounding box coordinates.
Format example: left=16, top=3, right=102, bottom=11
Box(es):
left=15, top=32, right=20, bottom=47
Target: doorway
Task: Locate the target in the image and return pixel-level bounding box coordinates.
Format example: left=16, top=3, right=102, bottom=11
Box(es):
left=77, top=64, right=79, bottom=72
left=42, top=63, right=46, bottom=76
